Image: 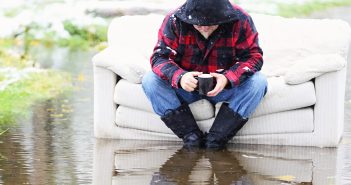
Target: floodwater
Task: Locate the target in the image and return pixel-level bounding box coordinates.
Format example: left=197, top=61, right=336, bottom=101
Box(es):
left=1, top=7, right=351, bottom=185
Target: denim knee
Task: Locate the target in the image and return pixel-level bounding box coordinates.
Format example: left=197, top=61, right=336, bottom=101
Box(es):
left=244, top=72, right=268, bottom=95
left=142, top=72, right=162, bottom=94
left=142, top=71, right=182, bottom=116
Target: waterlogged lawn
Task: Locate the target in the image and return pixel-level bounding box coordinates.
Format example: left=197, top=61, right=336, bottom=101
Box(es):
left=0, top=1, right=107, bottom=135
left=277, top=0, right=351, bottom=17
left=228, top=0, right=351, bottom=17
left=0, top=70, right=72, bottom=133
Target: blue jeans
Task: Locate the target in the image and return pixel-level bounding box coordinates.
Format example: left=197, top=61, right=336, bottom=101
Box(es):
left=142, top=72, right=267, bottom=118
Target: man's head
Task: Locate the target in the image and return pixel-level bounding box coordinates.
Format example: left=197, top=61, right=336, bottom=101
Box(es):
left=175, top=0, right=238, bottom=26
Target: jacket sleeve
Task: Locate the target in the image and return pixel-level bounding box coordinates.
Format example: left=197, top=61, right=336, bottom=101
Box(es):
left=150, top=14, right=187, bottom=88
left=224, top=16, right=263, bottom=87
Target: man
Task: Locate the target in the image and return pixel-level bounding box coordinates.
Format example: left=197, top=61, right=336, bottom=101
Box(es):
left=142, top=0, right=267, bottom=149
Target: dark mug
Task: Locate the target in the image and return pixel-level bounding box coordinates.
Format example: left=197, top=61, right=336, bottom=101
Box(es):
left=196, top=74, right=215, bottom=95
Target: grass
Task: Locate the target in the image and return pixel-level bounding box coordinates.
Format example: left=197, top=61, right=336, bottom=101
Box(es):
left=0, top=4, right=107, bottom=133
left=0, top=22, right=108, bottom=53
left=0, top=19, right=103, bottom=133
left=0, top=128, right=9, bottom=136
left=277, top=0, right=351, bottom=17
left=0, top=70, right=72, bottom=132
left=0, top=45, right=34, bottom=69
left=59, top=21, right=108, bottom=50
left=0, top=74, right=6, bottom=82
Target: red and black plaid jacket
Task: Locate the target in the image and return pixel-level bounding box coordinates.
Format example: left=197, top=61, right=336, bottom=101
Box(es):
left=151, top=4, right=263, bottom=88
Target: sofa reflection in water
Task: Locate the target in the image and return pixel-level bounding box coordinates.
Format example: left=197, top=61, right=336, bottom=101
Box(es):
left=93, top=140, right=340, bottom=185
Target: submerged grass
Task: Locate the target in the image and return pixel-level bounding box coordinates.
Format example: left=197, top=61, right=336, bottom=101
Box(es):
left=0, top=70, right=72, bottom=132
left=277, top=0, right=351, bottom=17
left=0, top=128, right=9, bottom=136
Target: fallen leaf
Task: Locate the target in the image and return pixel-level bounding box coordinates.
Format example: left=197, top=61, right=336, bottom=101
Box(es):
left=61, top=104, right=71, bottom=108
left=62, top=108, right=73, bottom=113
left=50, top=114, right=64, bottom=118
left=46, top=108, right=56, bottom=112
left=274, top=175, right=296, bottom=182
left=77, top=73, right=85, bottom=82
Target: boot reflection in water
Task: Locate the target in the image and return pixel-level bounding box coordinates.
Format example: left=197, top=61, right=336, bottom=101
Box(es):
left=205, top=149, right=250, bottom=184
left=150, top=147, right=251, bottom=184
left=150, top=147, right=203, bottom=184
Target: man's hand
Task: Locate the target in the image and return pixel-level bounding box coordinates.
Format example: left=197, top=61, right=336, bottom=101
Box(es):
left=180, top=72, right=202, bottom=92
left=207, top=73, right=229, bottom=97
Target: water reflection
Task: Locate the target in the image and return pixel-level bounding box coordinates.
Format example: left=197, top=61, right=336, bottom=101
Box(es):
left=93, top=140, right=351, bottom=185
left=0, top=48, right=95, bottom=185
left=150, top=148, right=248, bottom=184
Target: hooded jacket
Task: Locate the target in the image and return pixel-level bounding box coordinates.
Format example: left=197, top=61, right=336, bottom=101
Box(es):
left=151, top=4, right=263, bottom=88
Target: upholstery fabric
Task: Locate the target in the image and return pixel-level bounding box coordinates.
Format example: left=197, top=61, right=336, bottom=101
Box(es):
left=114, top=79, right=215, bottom=120
left=114, top=77, right=316, bottom=118
left=115, top=106, right=314, bottom=136
left=92, top=47, right=149, bottom=84
left=253, top=13, right=351, bottom=77
left=284, top=54, right=346, bottom=84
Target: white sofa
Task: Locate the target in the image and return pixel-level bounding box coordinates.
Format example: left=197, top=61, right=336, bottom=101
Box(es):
left=92, top=13, right=351, bottom=147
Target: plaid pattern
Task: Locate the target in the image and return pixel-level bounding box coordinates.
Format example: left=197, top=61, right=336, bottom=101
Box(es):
left=151, top=4, right=263, bottom=88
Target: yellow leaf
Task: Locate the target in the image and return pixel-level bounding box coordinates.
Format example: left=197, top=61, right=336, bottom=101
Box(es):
left=50, top=114, right=64, bottom=118
left=274, top=175, right=296, bottom=182
left=31, top=40, right=40, bottom=46
left=61, top=104, right=71, bottom=108
left=77, top=73, right=85, bottom=82
left=46, top=108, right=55, bottom=112
left=62, top=108, right=73, bottom=113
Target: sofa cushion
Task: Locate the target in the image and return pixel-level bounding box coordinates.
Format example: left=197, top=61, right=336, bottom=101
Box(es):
left=115, top=106, right=314, bottom=135
left=251, top=76, right=316, bottom=117
left=92, top=47, right=150, bottom=84
left=114, top=79, right=214, bottom=121
left=114, top=76, right=316, bottom=118
left=283, top=53, right=346, bottom=85
left=253, top=13, right=351, bottom=77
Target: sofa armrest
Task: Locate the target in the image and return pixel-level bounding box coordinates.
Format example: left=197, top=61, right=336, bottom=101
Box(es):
left=313, top=67, right=346, bottom=147
left=93, top=62, right=118, bottom=138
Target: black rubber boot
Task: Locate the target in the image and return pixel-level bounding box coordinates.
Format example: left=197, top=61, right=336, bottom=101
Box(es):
left=205, top=103, right=248, bottom=149
left=161, top=104, right=204, bottom=148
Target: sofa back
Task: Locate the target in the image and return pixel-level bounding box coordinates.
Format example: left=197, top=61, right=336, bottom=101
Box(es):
left=106, top=13, right=351, bottom=79
left=108, top=14, right=163, bottom=61
left=252, top=14, right=351, bottom=77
